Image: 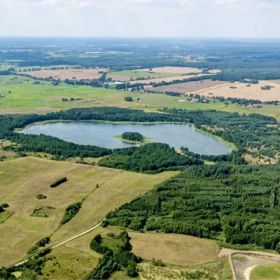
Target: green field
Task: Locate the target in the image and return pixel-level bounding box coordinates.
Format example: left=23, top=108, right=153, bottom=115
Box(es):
left=0, top=156, right=176, bottom=267
left=251, top=264, right=280, bottom=280
left=1, top=75, right=280, bottom=120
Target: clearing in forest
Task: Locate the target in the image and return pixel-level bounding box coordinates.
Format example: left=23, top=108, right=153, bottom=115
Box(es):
left=129, top=231, right=220, bottom=266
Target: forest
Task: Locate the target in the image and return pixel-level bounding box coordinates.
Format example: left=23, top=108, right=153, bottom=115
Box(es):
left=105, top=164, right=280, bottom=252
left=121, top=132, right=144, bottom=142
left=86, top=231, right=140, bottom=279
left=99, top=143, right=203, bottom=173
left=2, top=38, right=280, bottom=81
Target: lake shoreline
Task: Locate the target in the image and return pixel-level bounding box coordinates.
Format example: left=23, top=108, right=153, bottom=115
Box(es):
left=20, top=120, right=234, bottom=155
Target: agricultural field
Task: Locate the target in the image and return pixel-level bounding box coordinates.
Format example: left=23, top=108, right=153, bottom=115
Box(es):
left=130, top=74, right=209, bottom=85
left=153, top=79, right=227, bottom=94
left=3, top=75, right=280, bottom=121
left=107, top=70, right=177, bottom=81
left=107, top=66, right=217, bottom=83
left=190, top=80, right=280, bottom=102
left=137, top=66, right=203, bottom=74
left=26, top=68, right=108, bottom=80
left=0, top=156, right=176, bottom=267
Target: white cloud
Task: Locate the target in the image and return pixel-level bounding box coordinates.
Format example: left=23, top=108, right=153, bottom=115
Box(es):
left=0, top=0, right=279, bottom=37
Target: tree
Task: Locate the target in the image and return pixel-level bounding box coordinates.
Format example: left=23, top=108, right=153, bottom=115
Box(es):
left=126, top=261, right=138, bottom=277
left=124, top=96, right=133, bottom=102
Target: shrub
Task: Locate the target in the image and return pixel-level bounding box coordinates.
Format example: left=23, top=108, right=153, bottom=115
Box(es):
left=36, top=194, right=47, bottom=200
left=50, top=177, right=67, bottom=188
left=60, top=202, right=82, bottom=224
left=124, top=96, right=133, bottom=102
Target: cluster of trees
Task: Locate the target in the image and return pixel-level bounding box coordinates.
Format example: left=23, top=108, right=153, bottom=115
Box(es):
left=106, top=164, right=280, bottom=251
left=86, top=231, right=140, bottom=279
left=27, top=236, right=51, bottom=255
left=0, top=203, right=9, bottom=213
left=124, top=96, right=133, bottom=102
left=1, top=249, right=52, bottom=280
left=50, top=177, right=67, bottom=188
left=160, top=108, right=280, bottom=160
left=99, top=143, right=203, bottom=173
left=60, top=202, right=82, bottom=225
left=182, top=147, right=246, bottom=165
left=121, top=132, right=144, bottom=142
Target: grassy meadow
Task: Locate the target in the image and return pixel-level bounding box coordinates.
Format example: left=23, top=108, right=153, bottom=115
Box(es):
left=0, top=156, right=176, bottom=267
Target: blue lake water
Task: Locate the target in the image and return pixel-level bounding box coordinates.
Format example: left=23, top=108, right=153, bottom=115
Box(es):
left=23, top=122, right=232, bottom=156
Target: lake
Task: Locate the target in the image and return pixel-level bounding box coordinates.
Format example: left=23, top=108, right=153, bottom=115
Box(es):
left=23, top=122, right=232, bottom=155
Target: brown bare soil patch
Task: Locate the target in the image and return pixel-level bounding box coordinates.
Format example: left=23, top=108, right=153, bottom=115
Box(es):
left=154, top=79, right=226, bottom=94
left=129, top=231, right=219, bottom=266
left=138, top=66, right=202, bottom=74
left=191, top=81, right=280, bottom=102
left=133, top=74, right=211, bottom=86
left=0, top=107, right=57, bottom=115
left=26, top=68, right=108, bottom=80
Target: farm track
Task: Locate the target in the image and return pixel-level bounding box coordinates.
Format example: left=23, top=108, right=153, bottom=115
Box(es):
left=15, top=220, right=103, bottom=267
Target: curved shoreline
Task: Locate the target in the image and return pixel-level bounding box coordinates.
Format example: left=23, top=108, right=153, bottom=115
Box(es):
left=17, top=119, right=236, bottom=153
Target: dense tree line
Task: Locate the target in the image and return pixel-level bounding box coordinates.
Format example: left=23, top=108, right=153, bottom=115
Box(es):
left=99, top=143, right=203, bottom=173
left=105, top=164, right=280, bottom=251
left=60, top=202, right=82, bottom=225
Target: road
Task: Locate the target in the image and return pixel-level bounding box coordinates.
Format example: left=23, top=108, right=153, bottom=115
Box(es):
left=15, top=220, right=103, bottom=267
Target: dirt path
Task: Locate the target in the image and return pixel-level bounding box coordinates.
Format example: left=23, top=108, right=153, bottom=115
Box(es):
left=244, top=265, right=258, bottom=280
left=15, top=220, right=103, bottom=267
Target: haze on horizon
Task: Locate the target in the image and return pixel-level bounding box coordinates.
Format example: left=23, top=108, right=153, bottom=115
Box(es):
left=0, top=0, right=279, bottom=38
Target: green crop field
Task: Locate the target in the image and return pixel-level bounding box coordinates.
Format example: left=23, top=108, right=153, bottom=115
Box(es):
left=251, top=264, right=280, bottom=280
left=0, top=156, right=176, bottom=267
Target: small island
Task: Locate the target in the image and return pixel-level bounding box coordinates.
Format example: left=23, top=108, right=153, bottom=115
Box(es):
left=115, top=132, right=149, bottom=145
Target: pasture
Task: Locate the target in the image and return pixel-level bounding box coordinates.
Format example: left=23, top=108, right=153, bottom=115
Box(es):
left=0, top=156, right=176, bottom=267
left=26, top=68, right=108, bottom=80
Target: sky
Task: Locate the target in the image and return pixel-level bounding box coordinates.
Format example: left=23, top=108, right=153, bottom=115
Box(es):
left=0, top=0, right=279, bottom=38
